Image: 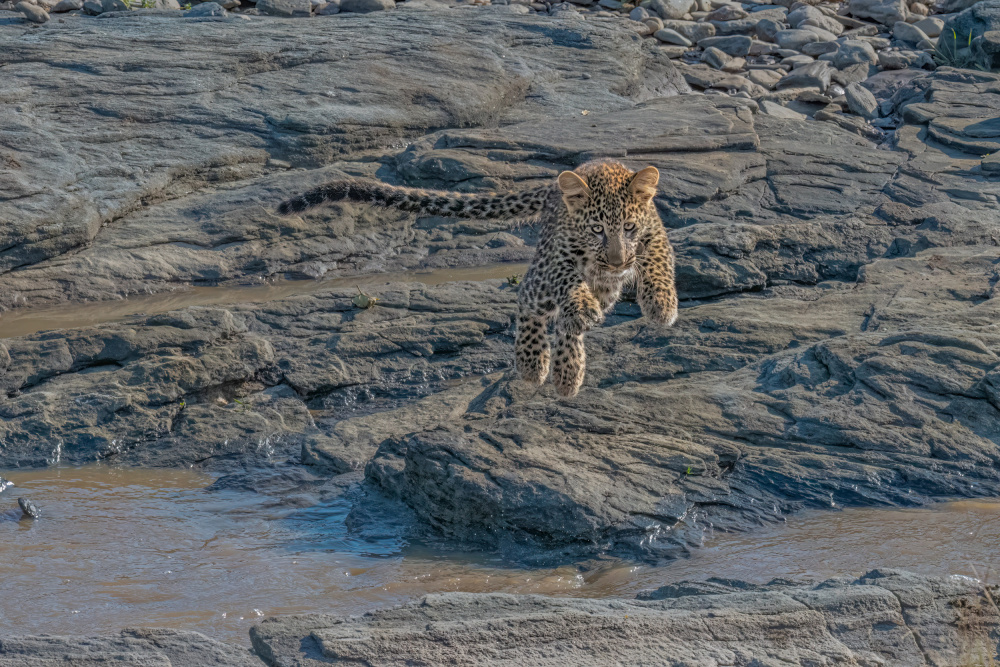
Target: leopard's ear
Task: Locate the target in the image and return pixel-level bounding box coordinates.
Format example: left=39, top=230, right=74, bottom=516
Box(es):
left=557, top=171, right=589, bottom=209
left=629, top=166, right=659, bottom=202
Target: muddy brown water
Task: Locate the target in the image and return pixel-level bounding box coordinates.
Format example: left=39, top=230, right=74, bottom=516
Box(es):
left=2, top=464, right=999, bottom=645
left=0, top=263, right=530, bottom=339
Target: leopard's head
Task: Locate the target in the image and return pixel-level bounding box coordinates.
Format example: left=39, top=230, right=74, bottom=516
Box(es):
left=557, top=161, right=660, bottom=273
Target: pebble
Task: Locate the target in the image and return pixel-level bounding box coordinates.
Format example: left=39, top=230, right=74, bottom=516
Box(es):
left=50, top=0, right=82, bottom=10
left=802, top=40, right=840, bottom=55
left=833, top=39, right=878, bottom=67
left=759, top=99, right=808, bottom=119
left=628, top=5, right=647, bottom=19
left=844, top=81, right=879, bottom=119
left=703, top=45, right=732, bottom=68
left=782, top=54, right=815, bottom=68
left=655, top=27, right=693, bottom=45
left=704, top=3, right=745, bottom=20
left=340, top=0, right=394, bottom=10
left=663, top=18, right=714, bottom=41
left=893, top=20, right=930, bottom=45
left=18, top=497, right=40, bottom=519
left=698, top=34, right=752, bottom=56
left=912, top=15, right=943, bottom=36
left=16, top=0, right=48, bottom=19
left=775, top=28, right=822, bottom=50
left=186, top=1, right=227, bottom=15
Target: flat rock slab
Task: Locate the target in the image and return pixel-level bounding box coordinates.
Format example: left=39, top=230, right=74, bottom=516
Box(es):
left=0, top=628, right=263, bottom=666
left=0, top=11, right=685, bottom=308
left=250, top=569, right=1000, bottom=666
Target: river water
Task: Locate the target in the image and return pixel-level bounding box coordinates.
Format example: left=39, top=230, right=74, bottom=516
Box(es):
left=2, top=464, right=998, bottom=645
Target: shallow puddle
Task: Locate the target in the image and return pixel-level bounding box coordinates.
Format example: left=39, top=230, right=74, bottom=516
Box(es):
left=2, top=464, right=999, bottom=645
left=0, top=263, right=529, bottom=339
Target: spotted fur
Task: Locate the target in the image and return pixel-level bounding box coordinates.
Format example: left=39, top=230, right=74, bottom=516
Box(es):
left=276, top=160, right=678, bottom=397
left=277, top=179, right=550, bottom=220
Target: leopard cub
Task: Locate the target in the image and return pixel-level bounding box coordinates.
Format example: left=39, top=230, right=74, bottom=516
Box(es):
left=277, top=160, right=678, bottom=397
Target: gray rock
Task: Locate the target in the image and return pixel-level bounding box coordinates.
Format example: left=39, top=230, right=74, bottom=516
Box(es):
left=251, top=571, right=1000, bottom=666
left=654, top=27, right=692, bottom=45
left=759, top=99, right=807, bottom=118
left=942, top=0, right=1000, bottom=57
left=317, top=0, right=339, bottom=11
left=17, top=497, right=39, bottom=518
left=340, top=0, right=393, bottom=10
left=628, top=5, right=648, bottom=19
left=15, top=0, right=48, bottom=20
left=0, top=14, right=686, bottom=309
left=702, top=45, right=732, bottom=68
left=912, top=15, right=944, bottom=36
left=662, top=18, right=714, bottom=40
left=0, top=629, right=262, bottom=666
left=257, top=0, right=311, bottom=14
left=786, top=3, right=822, bottom=27
left=878, top=47, right=935, bottom=68
left=755, top=16, right=783, bottom=42
left=845, top=81, right=879, bottom=118
left=697, top=34, right=752, bottom=55
left=50, top=0, right=83, bottom=11
left=597, top=0, right=621, bottom=8
left=775, top=60, right=832, bottom=90
left=801, top=16, right=844, bottom=36
left=782, top=54, right=815, bottom=67
left=893, top=19, right=930, bottom=45
left=775, top=28, right=821, bottom=49
left=847, top=0, right=906, bottom=25
left=802, top=40, right=839, bottom=55
left=983, top=151, right=1000, bottom=173
left=834, top=39, right=879, bottom=67
left=81, top=0, right=102, bottom=11
left=649, top=0, right=692, bottom=20
left=185, top=0, right=227, bottom=15
left=703, top=2, right=744, bottom=20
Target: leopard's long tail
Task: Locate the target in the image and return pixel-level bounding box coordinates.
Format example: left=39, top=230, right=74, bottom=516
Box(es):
left=277, top=179, right=552, bottom=220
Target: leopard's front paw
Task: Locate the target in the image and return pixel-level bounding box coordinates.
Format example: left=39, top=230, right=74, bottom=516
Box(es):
left=643, top=292, right=678, bottom=326
left=562, top=298, right=604, bottom=335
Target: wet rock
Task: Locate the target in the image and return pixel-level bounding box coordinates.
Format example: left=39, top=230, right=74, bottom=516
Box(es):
left=17, top=497, right=39, bottom=518
left=845, top=81, right=879, bottom=119
left=15, top=0, right=48, bottom=20
left=0, top=629, right=262, bottom=667
left=251, top=571, right=1000, bottom=666
left=847, top=0, right=906, bottom=25
left=698, top=34, right=752, bottom=56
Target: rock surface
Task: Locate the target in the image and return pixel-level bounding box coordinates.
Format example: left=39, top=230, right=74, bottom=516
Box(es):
left=0, top=628, right=264, bottom=666
left=250, top=570, right=1000, bottom=666
left=0, top=12, right=685, bottom=310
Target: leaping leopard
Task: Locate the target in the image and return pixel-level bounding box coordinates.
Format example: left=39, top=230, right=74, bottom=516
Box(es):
left=277, top=160, right=678, bottom=397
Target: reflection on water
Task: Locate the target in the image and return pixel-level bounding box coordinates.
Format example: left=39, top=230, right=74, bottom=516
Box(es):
left=0, top=263, right=529, bottom=339
left=2, top=465, right=1000, bottom=645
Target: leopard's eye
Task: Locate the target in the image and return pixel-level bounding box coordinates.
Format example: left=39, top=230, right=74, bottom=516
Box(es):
left=591, top=225, right=604, bottom=234
left=623, top=221, right=636, bottom=232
